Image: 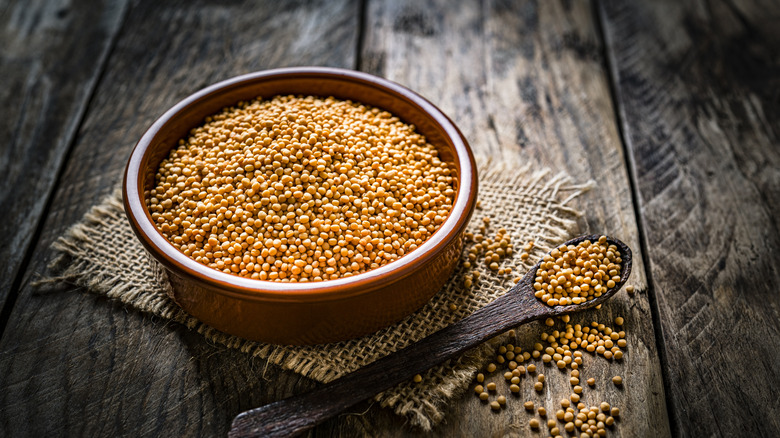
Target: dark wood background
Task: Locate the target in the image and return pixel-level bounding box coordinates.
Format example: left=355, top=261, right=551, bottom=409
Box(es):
left=1, top=0, right=778, bottom=436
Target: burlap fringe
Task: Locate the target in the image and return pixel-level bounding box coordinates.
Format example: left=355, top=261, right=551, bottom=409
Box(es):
left=39, top=157, right=592, bottom=430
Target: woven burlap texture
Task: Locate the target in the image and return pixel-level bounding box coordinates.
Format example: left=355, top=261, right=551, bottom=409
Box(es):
left=46, top=159, right=590, bottom=431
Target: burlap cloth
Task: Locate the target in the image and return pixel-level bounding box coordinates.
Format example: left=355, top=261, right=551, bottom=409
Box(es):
left=45, top=159, right=591, bottom=430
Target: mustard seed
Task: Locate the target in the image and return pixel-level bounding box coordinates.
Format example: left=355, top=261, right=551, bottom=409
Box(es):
left=480, top=392, right=490, bottom=401
left=148, top=95, right=455, bottom=282
left=534, top=382, right=544, bottom=391
left=524, top=401, right=535, bottom=411
left=529, top=418, right=540, bottom=429
left=477, top=373, right=485, bottom=383
left=614, top=316, right=624, bottom=326
left=486, top=382, right=497, bottom=392
left=490, top=401, right=501, bottom=411
left=534, top=237, right=622, bottom=307
left=497, top=395, right=507, bottom=406
left=612, top=375, right=623, bottom=386
left=587, top=378, right=595, bottom=386
left=413, top=374, right=422, bottom=383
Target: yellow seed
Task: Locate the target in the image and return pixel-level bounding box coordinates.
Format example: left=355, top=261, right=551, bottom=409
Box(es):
left=527, top=364, right=537, bottom=373
left=487, top=363, right=497, bottom=373
left=529, top=419, right=540, bottom=429
left=573, top=385, right=582, bottom=394
left=510, top=384, right=520, bottom=393
left=477, top=373, right=485, bottom=383
left=149, top=95, right=456, bottom=282
left=524, top=401, right=535, bottom=411
left=614, top=316, right=624, bottom=326
left=538, top=374, right=545, bottom=383
left=570, top=393, right=580, bottom=403
left=490, top=400, right=501, bottom=410
left=497, top=395, right=507, bottom=406
left=479, top=392, right=489, bottom=401
left=534, top=382, right=544, bottom=391
left=486, top=382, right=497, bottom=392
left=612, top=375, right=623, bottom=386
left=587, top=378, right=596, bottom=386
left=413, top=374, right=422, bottom=383
left=611, top=407, right=620, bottom=417
left=545, top=318, right=555, bottom=326
left=474, top=385, right=484, bottom=394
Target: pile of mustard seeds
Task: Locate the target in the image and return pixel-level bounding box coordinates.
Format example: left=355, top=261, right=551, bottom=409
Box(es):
left=146, top=95, right=456, bottom=282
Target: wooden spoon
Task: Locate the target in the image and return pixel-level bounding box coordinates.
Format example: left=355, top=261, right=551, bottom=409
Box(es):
left=229, top=234, right=632, bottom=437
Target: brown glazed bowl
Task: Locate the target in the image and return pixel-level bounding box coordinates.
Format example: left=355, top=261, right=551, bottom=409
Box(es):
left=123, top=67, right=477, bottom=345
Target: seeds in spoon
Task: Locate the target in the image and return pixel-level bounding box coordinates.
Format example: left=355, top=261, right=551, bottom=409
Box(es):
left=533, top=236, right=622, bottom=306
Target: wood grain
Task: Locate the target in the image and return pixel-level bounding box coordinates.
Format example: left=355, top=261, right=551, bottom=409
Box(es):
left=0, top=0, right=358, bottom=436
left=600, top=0, right=780, bottom=435
left=310, top=0, right=670, bottom=436
left=0, top=0, right=128, bottom=317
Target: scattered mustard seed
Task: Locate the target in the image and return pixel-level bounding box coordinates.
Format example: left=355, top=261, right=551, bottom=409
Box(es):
left=612, top=375, right=623, bottom=386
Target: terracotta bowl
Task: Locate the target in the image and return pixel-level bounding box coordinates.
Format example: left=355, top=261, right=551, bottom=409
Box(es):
left=123, top=67, right=478, bottom=345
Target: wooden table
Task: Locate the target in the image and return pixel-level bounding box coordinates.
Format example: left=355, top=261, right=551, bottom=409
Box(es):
left=1, top=1, right=778, bottom=436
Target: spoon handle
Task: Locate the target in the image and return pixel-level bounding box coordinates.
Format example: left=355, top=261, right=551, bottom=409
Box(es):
left=229, top=285, right=543, bottom=438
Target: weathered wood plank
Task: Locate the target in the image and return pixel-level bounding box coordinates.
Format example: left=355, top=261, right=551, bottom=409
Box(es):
left=313, top=0, right=670, bottom=436
left=600, top=0, right=780, bottom=435
left=0, top=0, right=359, bottom=436
left=0, top=0, right=128, bottom=320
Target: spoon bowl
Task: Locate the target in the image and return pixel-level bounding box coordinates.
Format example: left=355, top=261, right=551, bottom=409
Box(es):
left=230, top=234, right=632, bottom=437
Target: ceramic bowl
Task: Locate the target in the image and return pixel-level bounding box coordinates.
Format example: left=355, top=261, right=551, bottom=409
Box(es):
left=123, top=67, right=477, bottom=345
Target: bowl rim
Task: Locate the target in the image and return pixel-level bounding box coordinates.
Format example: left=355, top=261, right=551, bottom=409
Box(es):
left=123, top=66, right=477, bottom=303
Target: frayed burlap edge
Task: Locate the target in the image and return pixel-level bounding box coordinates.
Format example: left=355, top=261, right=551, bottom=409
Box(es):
left=40, top=158, right=593, bottom=430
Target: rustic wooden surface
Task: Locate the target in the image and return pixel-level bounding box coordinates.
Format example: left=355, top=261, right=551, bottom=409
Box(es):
left=600, top=0, right=780, bottom=436
left=0, top=0, right=127, bottom=317
left=0, top=0, right=777, bottom=436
